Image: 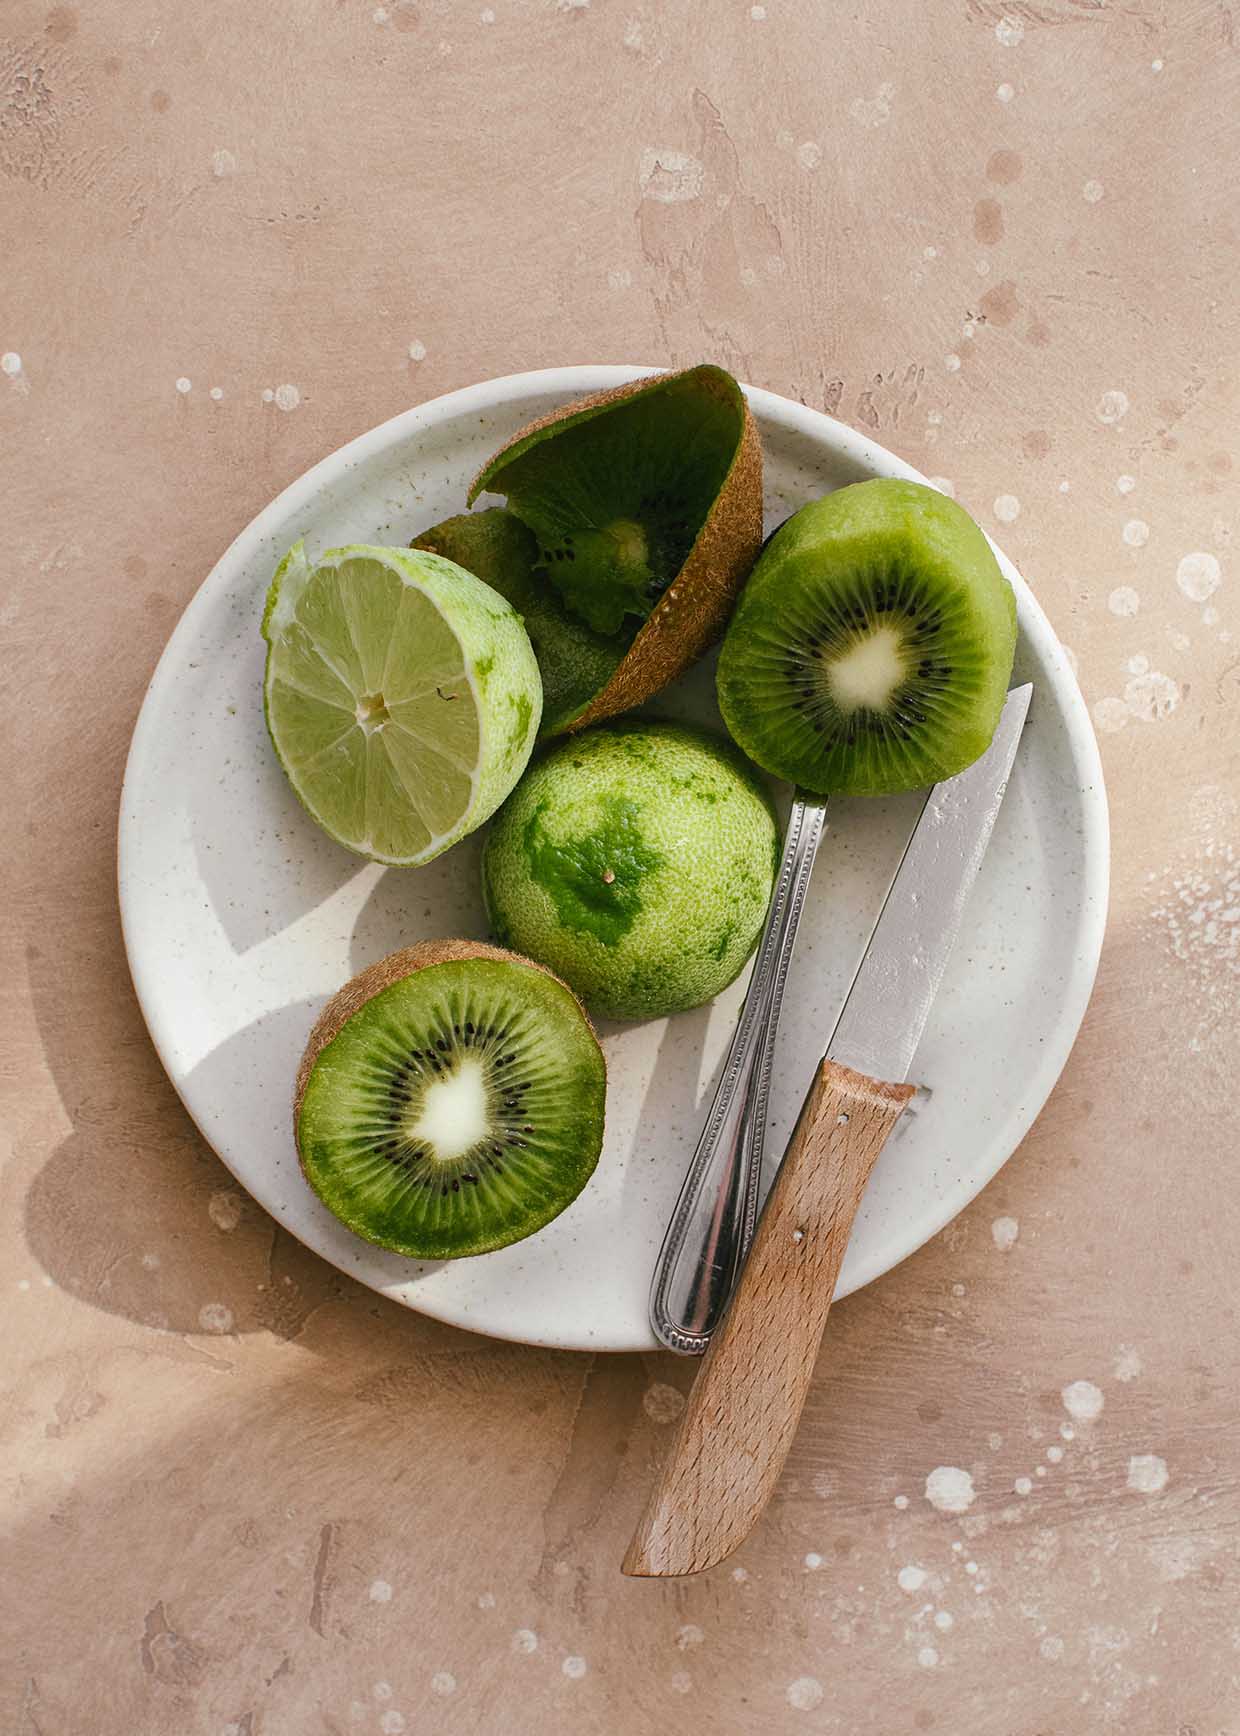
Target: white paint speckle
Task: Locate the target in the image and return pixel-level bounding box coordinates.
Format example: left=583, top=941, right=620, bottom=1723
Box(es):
left=795, top=140, right=823, bottom=170
left=1123, top=518, right=1150, bottom=548
left=212, top=148, right=237, bottom=178
left=408, top=340, right=427, bottom=362
left=606, top=269, right=632, bottom=291
left=1060, top=1422, right=1075, bottom=1441
left=1127, top=1454, right=1169, bottom=1494
left=894, top=1494, right=910, bottom=1510
left=750, top=3, right=766, bottom=16
left=676, top=1624, right=704, bottom=1649
left=1040, top=1635, right=1065, bottom=1661
left=2, top=351, right=24, bottom=376
left=562, top=1656, right=587, bottom=1680
left=480, top=6, right=495, bottom=19
left=209, top=385, right=223, bottom=401
left=1203, top=605, right=1219, bottom=626
left=1097, top=389, right=1130, bottom=425
left=731, top=1565, right=749, bottom=1582
left=1083, top=179, right=1104, bottom=204
left=262, top=388, right=275, bottom=403
left=512, top=1628, right=538, bottom=1653
left=140, top=1251, right=161, bottom=1270
left=1151, top=58, right=1164, bottom=71
left=670, top=1669, right=693, bottom=1693
left=1128, top=653, right=1149, bottom=676
left=965, top=1560, right=978, bottom=1575
left=623, top=17, right=643, bottom=48
left=373, top=1682, right=392, bottom=1701
left=975, top=257, right=991, bottom=277
left=996, top=82, right=1015, bottom=103
left=556, top=0, right=590, bottom=10
left=1176, top=551, right=1221, bottom=602
left=1047, top=1445, right=1064, bottom=1464
left=918, top=1645, right=940, bottom=1669
left=1092, top=696, right=1130, bottom=733
left=477, top=1591, right=496, bottom=1609
left=994, top=493, right=1021, bottom=523
left=848, top=82, right=894, bottom=128
left=995, top=15, right=1024, bottom=46
left=923, top=245, right=939, bottom=261
left=643, top=1382, right=685, bottom=1423
left=198, top=1302, right=234, bottom=1333
left=897, top=1565, right=927, bottom=1593
left=17, top=1278, right=31, bottom=1292
left=1014, top=1476, right=1033, bottom=1497
left=175, top=376, right=192, bottom=394
left=1117, top=473, right=1136, bottom=494
left=209, top=1191, right=242, bottom=1231
left=369, top=1579, right=392, bottom=1604
left=1058, top=478, right=1071, bottom=493
left=991, top=1214, right=1020, bottom=1251
left=925, top=1466, right=975, bottom=1514
left=639, top=148, right=705, bottom=204
left=379, top=1714, right=406, bottom=1736
left=1108, top=585, right=1140, bottom=617
left=945, top=353, right=962, bottom=373
left=274, top=383, right=300, bottom=412
left=1114, top=1346, right=1142, bottom=1382
left=786, top=1677, right=825, bottom=1712
left=373, top=5, right=390, bottom=19
left=803, top=1552, right=823, bottom=1570
left=1124, top=668, right=1180, bottom=723
left=1062, top=1380, right=1104, bottom=1423
left=430, top=1672, right=456, bottom=1696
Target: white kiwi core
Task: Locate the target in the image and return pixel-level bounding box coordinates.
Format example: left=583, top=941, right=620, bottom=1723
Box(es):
left=824, top=625, right=910, bottom=714
left=409, top=1057, right=489, bottom=1160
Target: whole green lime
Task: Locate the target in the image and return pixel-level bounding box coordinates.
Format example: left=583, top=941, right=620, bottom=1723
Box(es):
left=481, top=721, right=778, bottom=1021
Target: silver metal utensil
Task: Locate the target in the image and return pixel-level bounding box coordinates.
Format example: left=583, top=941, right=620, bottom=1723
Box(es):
left=650, top=792, right=828, bottom=1354
left=626, top=683, right=1034, bottom=1576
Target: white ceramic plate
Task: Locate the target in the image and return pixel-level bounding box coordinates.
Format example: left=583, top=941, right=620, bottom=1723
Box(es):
left=119, top=367, right=1109, bottom=1352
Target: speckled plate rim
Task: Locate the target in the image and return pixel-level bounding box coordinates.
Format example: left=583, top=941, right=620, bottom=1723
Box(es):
left=118, top=365, right=1110, bottom=1350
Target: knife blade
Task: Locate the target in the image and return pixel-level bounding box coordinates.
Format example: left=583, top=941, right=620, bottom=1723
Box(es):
left=624, top=683, right=1034, bottom=1578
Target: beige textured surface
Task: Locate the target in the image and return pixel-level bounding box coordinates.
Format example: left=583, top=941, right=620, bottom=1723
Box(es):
left=3, top=3, right=1237, bottom=1732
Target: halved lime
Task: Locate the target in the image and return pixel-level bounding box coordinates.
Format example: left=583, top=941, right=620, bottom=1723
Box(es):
left=262, top=543, right=542, bottom=865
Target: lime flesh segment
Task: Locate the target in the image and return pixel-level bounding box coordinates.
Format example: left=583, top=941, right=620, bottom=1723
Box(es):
left=263, top=544, right=542, bottom=865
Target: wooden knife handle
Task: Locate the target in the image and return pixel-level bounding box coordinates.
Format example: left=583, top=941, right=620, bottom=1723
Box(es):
left=623, top=1058, right=914, bottom=1578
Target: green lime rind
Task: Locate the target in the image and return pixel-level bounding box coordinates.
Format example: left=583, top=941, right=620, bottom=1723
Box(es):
left=412, top=509, right=629, bottom=736
left=481, top=721, right=779, bottom=1022
left=262, top=542, right=542, bottom=866
left=297, top=957, right=606, bottom=1259
left=716, top=479, right=1017, bottom=797
left=467, top=365, right=748, bottom=637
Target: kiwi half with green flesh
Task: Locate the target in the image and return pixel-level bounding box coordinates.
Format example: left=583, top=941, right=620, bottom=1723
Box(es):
left=412, top=509, right=628, bottom=736
left=295, top=940, right=606, bottom=1260
left=716, top=479, right=1017, bottom=797
left=468, top=363, right=763, bottom=730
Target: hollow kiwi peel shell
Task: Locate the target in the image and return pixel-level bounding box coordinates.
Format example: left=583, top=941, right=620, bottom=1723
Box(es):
left=716, top=479, right=1018, bottom=797
left=411, top=509, right=630, bottom=736
left=295, top=939, right=607, bottom=1260
left=467, top=364, right=763, bottom=730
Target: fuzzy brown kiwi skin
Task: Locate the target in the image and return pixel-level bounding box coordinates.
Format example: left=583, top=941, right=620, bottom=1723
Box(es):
left=293, top=939, right=603, bottom=1143
left=468, top=365, right=764, bottom=732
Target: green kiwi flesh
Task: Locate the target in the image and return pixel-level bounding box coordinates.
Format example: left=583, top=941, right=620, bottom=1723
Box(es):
left=716, top=479, right=1017, bottom=796
left=412, top=509, right=629, bottom=736
left=296, top=945, right=606, bottom=1259
left=469, top=365, right=748, bottom=636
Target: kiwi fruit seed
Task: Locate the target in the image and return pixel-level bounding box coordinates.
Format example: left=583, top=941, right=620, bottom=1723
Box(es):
left=467, top=363, right=763, bottom=730
left=716, top=478, right=1017, bottom=796
left=412, top=508, right=628, bottom=736
left=295, top=939, right=606, bottom=1260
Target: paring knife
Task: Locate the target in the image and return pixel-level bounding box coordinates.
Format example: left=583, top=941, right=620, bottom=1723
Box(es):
left=623, top=682, right=1033, bottom=1578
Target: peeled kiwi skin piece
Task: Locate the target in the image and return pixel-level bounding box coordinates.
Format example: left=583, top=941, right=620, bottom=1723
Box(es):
left=716, top=478, right=1017, bottom=797
left=411, top=509, right=629, bottom=737
left=468, top=364, right=763, bottom=731
left=295, top=940, right=606, bottom=1261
